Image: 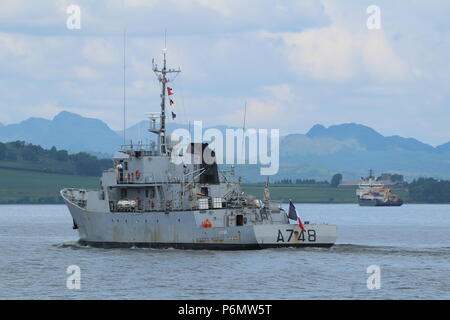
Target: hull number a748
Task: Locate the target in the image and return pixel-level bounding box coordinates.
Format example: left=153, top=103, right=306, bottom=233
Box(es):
left=276, top=229, right=316, bottom=242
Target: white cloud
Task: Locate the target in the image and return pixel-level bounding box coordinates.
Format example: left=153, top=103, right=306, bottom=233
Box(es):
left=360, top=31, right=409, bottom=81
left=262, top=25, right=409, bottom=82
left=0, top=0, right=449, bottom=146
left=72, top=65, right=100, bottom=80
left=195, top=0, right=232, bottom=16
left=263, top=83, right=295, bottom=103
left=0, top=0, right=27, bottom=17
left=82, top=38, right=120, bottom=64
left=125, top=0, right=157, bottom=9
left=220, top=84, right=314, bottom=130
left=0, top=33, right=29, bottom=56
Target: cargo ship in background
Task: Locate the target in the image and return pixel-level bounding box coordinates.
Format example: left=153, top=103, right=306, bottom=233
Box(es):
left=356, top=171, right=403, bottom=207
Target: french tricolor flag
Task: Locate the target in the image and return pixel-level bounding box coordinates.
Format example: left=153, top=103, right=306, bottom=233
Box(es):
left=288, top=200, right=307, bottom=232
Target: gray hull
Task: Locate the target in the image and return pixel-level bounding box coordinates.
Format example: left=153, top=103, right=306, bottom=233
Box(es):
left=64, top=197, right=337, bottom=250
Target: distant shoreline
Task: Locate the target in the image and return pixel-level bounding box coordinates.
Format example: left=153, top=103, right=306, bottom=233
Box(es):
left=1, top=173, right=449, bottom=204
left=2, top=202, right=450, bottom=206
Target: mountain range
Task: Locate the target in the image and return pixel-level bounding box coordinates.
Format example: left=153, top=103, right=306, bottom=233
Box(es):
left=1, top=111, right=449, bottom=181
left=0, top=111, right=121, bottom=154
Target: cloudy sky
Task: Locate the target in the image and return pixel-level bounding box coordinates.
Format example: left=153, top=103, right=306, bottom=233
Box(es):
left=0, top=0, right=449, bottom=146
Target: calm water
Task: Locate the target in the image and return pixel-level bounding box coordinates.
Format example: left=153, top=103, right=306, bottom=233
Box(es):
left=0, top=204, right=449, bottom=300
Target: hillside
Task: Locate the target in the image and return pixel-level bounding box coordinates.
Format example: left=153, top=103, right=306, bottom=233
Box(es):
left=0, top=111, right=122, bottom=154
left=436, top=142, right=450, bottom=152
left=1, top=111, right=450, bottom=182
left=271, top=123, right=450, bottom=182
left=306, top=123, right=435, bottom=152
left=0, top=141, right=112, bottom=176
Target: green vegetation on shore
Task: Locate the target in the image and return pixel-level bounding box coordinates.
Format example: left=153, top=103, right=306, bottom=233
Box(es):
left=0, top=171, right=448, bottom=204
left=0, top=168, right=98, bottom=204
left=0, top=170, right=386, bottom=205
left=0, top=140, right=448, bottom=205
left=1, top=168, right=448, bottom=205
left=242, top=184, right=411, bottom=204
left=0, top=141, right=112, bottom=176
left=408, top=178, right=450, bottom=203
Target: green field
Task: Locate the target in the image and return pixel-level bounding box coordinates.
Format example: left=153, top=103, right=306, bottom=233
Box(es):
left=0, top=168, right=412, bottom=204
left=242, top=184, right=411, bottom=204
left=0, top=168, right=98, bottom=204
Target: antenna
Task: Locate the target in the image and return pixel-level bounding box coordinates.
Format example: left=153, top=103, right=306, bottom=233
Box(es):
left=123, top=28, right=127, bottom=146
left=188, top=120, right=191, bottom=138
left=164, top=28, right=167, bottom=49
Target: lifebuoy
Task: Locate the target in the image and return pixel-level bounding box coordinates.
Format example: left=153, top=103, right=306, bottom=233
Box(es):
left=135, top=170, right=141, bottom=180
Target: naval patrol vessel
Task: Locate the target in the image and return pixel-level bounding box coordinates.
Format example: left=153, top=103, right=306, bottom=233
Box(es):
left=61, top=50, right=337, bottom=249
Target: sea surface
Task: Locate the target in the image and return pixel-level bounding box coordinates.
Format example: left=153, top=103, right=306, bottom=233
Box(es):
left=0, top=204, right=449, bottom=300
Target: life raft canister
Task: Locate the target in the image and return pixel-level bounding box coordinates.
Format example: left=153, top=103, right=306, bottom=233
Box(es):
left=135, top=170, right=141, bottom=180
left=202, top=219, right=212, bottom=228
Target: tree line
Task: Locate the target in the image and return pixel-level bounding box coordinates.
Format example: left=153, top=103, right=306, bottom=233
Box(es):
left=0, top=141, right=112, bottom=176
left=274, top=179, right=330, bottom=185
left=408, top=178, right=450, bottom=203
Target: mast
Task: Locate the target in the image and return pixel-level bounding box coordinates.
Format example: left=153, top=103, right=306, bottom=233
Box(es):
left=152, top=46, right=180, bottom=155
left=123, top=29, right=127, bottom=147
